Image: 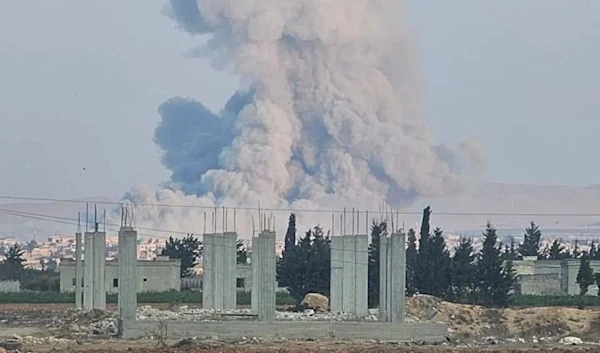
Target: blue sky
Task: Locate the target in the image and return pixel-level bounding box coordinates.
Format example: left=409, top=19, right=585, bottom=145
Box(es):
left=0, top=0, right=598, bottom=200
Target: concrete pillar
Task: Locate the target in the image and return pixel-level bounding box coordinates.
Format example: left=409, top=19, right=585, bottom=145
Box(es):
left=75, top=232, right=83, bottom=309
left=390, top=232, right=406, bottom=323
left=341, top=235, right=356, bottom=313
left=223, top=232, right=237, bottom=309
left=330, top=235, right=368, bottom=317
left=259, top=231, right=276, bottom=322
left=83, top=231, right=94, bottom=310
left=92, top=232, right=106, bottom=310
left=213, top=234, right=224, bottom=309
left=203, top=233, right=238, bottom=310
left=379, top=236, right=388, bottom=322
left=202, top=234, right=214, bottom=309
left=354, top=234, right=368, bottom=318
left=250, top=235, right=262, bottom=314
left=118, top=227, right=137, bottom=321
left=330, top=236, right=344, bottom=312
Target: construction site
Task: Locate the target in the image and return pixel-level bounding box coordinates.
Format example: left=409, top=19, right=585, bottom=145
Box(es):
left=0, top=207, right=600, bottom=353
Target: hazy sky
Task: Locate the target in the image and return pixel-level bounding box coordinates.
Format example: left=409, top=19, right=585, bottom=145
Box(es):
left=0, top=0, right=598, bottom=200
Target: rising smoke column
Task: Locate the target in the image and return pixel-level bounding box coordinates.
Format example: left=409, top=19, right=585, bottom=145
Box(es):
left=123, top=0, right=484, bottom=233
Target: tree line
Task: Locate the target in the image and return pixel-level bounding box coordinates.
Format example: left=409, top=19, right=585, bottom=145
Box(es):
left=278, top=207, right=521, bottom=307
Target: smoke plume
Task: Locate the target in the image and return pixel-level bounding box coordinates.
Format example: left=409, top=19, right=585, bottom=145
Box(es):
left=122, top=0, right=484, bottom=236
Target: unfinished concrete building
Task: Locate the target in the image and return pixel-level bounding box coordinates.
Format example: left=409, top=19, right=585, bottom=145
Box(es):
left=202, top=232, right=238, bottom=310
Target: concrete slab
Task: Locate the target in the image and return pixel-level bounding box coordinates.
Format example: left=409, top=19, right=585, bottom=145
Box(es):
left=122, top=321, right=448, bottom=343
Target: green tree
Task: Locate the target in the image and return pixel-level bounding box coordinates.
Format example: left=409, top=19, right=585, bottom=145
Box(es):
left=406, top=228, right=418, bottom=296
left=0, top=244, right=25, bottom=281
left=576, top=252, right=594, bottom=296
left=277, top=226, right=331, bottom=304
left=518, top=222, right=542, bottom=258
left=284, top=213, right=297, bottom=251
left=416, top=206, right=432, bottom=294
left=450, top=237, right=476, bottom=303
left=502, top=238, right=519, bottom=262
left=278, top=214, right=298, bottom=287
left=475, top=222, right=508, bottom=307
left=160, top=234, right=202, bottom=278
left=427, top=227, right=452, bottom=298
left=368, top=221, right=387, bottom=307
left=236, top=240, right=248, bottom=264
left=499, top=259, right=517, bottom=307
left=547, top=239, right=566, bottom=260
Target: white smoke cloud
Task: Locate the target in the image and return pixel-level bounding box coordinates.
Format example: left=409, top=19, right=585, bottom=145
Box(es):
left=121, top=0, right=485, bottom=238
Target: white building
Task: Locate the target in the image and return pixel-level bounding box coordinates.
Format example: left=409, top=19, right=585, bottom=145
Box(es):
left=59, top=256, right=181, bottom=294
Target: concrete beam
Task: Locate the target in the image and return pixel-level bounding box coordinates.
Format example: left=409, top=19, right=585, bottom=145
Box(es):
left=122, top=321, right=448, bottom=343
left=118, top=227, right=137, bottom=321
left=75, top=232, right=83, bottom=309
left=83, top=231, right=94, bottom=311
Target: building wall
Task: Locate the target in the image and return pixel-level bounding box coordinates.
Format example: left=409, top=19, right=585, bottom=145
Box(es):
left=517, top=273, right=561, bottom=295
left=59, top=258, right=181, bottom=293
left=514, top=259, right=600, bottom=296
left=0, top=280, right=20, bottom=293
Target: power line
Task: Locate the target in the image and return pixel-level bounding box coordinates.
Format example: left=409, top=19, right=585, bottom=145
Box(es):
left=1, top=195, right=600, bottom=217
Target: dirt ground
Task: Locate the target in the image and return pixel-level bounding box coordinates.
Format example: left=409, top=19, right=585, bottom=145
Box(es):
left=12, top=340, right=600, bottom=353
left=4, top=300, right=600, bottom=352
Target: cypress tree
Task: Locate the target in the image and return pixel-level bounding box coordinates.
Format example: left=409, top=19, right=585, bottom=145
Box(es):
left=368, top=221, right=387, bottom=307
left=406, top=228, right=418, bottom=295
left=416, top=206, right=432, bottom=293
left=576, top=252, right=594, bottom=296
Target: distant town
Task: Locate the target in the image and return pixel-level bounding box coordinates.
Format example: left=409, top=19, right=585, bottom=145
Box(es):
left=1, top=228, right=599, bottom=272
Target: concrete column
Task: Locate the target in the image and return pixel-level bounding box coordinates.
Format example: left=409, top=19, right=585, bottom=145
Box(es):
left=93, top=232, right=106, bottom=310
left=390, top=232, right=406, bottom=323
left=354, top=234, right=368, bottom=318
left=341, top=235, right=356, bottom=313
left=118, top=227, right=137, bottom=321
left=213, top=234, right=224, bottom=310
left=223, top=232, right=238, bottom=309
left=258, top=231, right=276, bottom=322
left=330, top=236, right=344, bottom=312
left=83, top=231, right=94, bottom=310
left=75, top=232, right=83, bottom=309
left=203, top=233, right=238, bottom=310
left=379, top=236, right=388, bottom=321
left=250, top=235, right=262, bottom=314
left=202, top=234, right=214, bottom=309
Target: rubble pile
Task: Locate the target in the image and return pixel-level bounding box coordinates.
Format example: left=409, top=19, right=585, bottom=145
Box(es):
left=57, top=309, right=118, bottom=337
